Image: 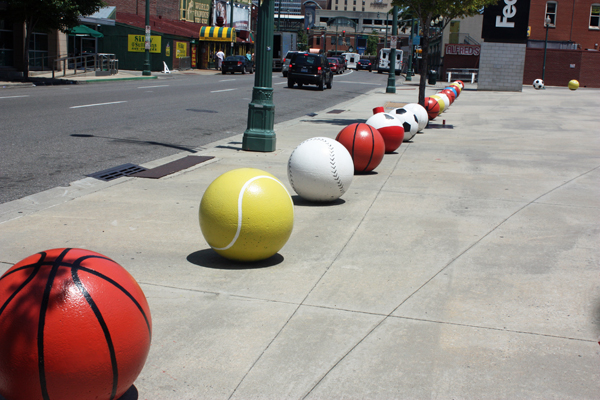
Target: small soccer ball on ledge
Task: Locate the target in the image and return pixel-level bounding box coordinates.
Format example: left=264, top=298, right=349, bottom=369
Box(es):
left=533, top=79, right=544, bottom=90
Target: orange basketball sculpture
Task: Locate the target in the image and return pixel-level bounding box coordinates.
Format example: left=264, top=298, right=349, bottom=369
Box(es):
left=336, top=123, right=385, bottom=173
left=0, top=248, right=152, bottom=400
left=424, top=97, right=441, bottom=120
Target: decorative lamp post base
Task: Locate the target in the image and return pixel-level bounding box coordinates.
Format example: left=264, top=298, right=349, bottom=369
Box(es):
left=243, top=87, right=276, bottom=152
left=386, top=75, right=396, bottom=93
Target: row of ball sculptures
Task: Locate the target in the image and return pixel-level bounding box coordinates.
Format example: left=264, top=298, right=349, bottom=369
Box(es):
left=0, top=81, right=464, bottom=400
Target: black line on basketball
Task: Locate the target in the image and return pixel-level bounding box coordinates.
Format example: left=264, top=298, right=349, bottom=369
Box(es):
left=364, top=125, right=376, bottom=172
left=75, top=260, right=152, bottom=334
left=38, top=248, right=71, bottom=400
left=0, top=254, right=44, bottom=318
left=351, top=123, right=358, bottom=161
left=72, top=267, right=119, bottom=400
left=0, top=256, right=55, bottom=281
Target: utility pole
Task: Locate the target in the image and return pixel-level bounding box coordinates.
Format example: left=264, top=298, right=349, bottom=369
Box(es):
left=406, top=16, right=414, bottom=81
left=230, top=0, right=235, bottom=55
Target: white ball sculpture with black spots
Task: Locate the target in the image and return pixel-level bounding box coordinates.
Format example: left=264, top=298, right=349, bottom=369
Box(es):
left=533, top=79, right=544, bottom=89
left=390, top=108, right=419, bottom=141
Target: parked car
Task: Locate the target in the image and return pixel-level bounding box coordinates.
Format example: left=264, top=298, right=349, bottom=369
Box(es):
left=335, top=56, right=347, bottom=73
left=221, top=55, right=253, bottom=74
left=357, top=58, right=373, bottom=72
left=282, top=51, right=299, bottom=77
left=287, top=53, right=333, bottom=90
left=328, top=57, right=343, bottom=74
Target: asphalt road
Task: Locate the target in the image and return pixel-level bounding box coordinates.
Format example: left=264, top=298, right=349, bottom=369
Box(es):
left=0, top=69, right=391, bottom=204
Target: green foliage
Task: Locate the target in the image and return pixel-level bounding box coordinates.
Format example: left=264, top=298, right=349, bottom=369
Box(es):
left=297, top=28, right=308, bottom=51
left=367, top=30, right=379, bottom=55
left=391, top=0, right=498, bottom=103
left=2, top=0, right=105, bottom=32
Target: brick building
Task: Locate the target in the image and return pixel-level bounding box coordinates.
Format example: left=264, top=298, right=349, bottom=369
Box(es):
left=523, top=0, right=600, bottom=87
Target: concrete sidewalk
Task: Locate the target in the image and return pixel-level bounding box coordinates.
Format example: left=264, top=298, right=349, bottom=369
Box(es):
left=1, top=84, right=599, bottom=399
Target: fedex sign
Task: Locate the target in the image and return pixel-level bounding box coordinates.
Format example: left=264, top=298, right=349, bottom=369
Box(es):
left=482, top=0, right=530, bottom=41
left=496, top=0, right=518, bottom=27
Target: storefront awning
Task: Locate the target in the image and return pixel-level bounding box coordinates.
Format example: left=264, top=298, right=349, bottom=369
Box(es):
left=68, top=25, right=104, bottom=38
left=199, top=26, right=235, bottom=42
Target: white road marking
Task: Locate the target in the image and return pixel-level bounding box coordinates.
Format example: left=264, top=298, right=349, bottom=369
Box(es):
left=137, top=85, right=169, bottom=89
left=219, top=79, right=236, bottom=82
left=70, top=101, right=127, bottom=109
left=334, top=81, right=380, bottom=85
left=0, top=95, right=30, bottom=99
left=211, top=88, right=237, bottom=93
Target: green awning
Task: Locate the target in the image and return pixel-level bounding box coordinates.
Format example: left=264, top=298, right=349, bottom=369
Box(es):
left=68, top=25, right=104, bottom=38
left=199, top=26, right=235, bottom=42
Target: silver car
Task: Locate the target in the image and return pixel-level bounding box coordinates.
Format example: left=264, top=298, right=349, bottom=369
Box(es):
left=282, top=51, right=299, bottom=77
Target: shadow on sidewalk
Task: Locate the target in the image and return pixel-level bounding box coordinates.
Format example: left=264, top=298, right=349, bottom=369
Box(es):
left=187, top=249, right=284, bottom=270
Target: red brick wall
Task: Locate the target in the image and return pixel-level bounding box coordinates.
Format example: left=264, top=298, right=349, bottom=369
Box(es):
left=105, top=0, right=180, bottom=20
left=528, top=0, right=600, bottom=50
left=523, top=47, right=600, bottom=87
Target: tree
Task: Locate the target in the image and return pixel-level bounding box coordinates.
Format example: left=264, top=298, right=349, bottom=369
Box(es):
left=367, top=29, right=379, bottom=55
left=1, top=0, right=105, bottom=79
left=297, top=28, right=308, bottom=51
left=390, top=0, right=498, bottom=105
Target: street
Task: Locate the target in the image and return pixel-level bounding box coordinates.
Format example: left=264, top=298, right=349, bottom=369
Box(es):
left=0, top=69, right=389, bottom=204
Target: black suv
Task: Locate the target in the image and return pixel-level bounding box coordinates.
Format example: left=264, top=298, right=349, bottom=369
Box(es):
left=287, top=53, right=333, bottom=90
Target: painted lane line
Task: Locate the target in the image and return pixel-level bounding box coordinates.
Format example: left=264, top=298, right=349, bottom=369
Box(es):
left=211, top=88, right=237, bottom=93
left=70, top=101, right=127, bottom=109
left=0, top=95, right=30, bottom=99
left=334, top=81, right=380, bottom=85
left=137, top=85, right=169, bottom=89
left=274, top=81, right=287, bottom=85
left=219, top=79, right=236, bottom=82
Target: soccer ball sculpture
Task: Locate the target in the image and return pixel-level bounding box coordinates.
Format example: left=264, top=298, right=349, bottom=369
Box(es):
left=402, top=103, right=429, bottom=132
left=389, top=108, right=418, bottom=141
left=533, top=79, right=544, bottom=89
left=0, top=248, right=152, bottom=400
left=287, top=137, right=354, bottom=202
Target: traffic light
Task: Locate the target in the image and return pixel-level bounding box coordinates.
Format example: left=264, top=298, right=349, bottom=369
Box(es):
left=342, top=30, right=346, bottom=37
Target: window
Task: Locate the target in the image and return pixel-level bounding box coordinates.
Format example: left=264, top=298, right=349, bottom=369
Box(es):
left=331, top=36, right=336, bottom=45
left=591, top=4, right=600, bottom=29
left=545, top=1, right=557, bottom=26
left=28, top=31, right=48, bottom=68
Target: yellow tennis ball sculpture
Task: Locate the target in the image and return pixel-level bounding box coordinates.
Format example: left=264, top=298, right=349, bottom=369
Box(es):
left=200, top=168, right=294, bottom=262
left=568, top=79, right=579, bottom=90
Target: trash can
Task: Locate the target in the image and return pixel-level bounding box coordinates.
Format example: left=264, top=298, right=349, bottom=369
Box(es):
left=428, top=69, right=437, bottom=85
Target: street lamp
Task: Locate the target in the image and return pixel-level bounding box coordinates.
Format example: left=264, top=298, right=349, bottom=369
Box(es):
left=242, top=0, right=276, bottom=152
left=542, top=15, right=551, bottom=83
left=386, top=5, right=397, bottom=93
left=406, top=16, right=414, bottom=81
left=142, top=0, right=151, bottom=76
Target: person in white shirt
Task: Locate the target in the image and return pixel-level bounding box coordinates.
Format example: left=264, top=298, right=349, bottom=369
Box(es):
left=216, top=50, right=225, bottom=70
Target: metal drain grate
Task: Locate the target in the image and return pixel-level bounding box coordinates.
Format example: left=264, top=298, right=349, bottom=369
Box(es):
left=88, top=163, right=147, bottom=182
left=327, top=109, right=345, bottom=114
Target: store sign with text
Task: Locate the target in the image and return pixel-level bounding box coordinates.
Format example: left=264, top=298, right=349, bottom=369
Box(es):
left=128, top=35, right=161, bottom=53
left=445, top=44, right=481, bottom=56
left=482, top=0, right=531, bottom=42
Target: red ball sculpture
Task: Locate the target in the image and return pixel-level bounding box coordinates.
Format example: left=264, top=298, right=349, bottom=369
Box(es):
left=441, top=89, right=456, bottom=104
left=336, top=123, right=385, bottom=173
left=365, top=108, right=404, bottom=153
left=424, top=97, right=440, bottom=120
left=0, top=248, right=152, bottom=400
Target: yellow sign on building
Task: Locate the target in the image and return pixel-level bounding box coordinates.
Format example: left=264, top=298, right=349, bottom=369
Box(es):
left=128, top=35, right=161, bottom=53
left=176, top=42, right=188, bottom=58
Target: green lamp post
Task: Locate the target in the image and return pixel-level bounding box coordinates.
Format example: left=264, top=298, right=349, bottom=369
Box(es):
left=242, top=0, right=276, bottom=152
left=406, top=16, right=414, bottom=82
left=142, top=0, right=151, bottom=76
left=386, top=5, right=398, bottom=93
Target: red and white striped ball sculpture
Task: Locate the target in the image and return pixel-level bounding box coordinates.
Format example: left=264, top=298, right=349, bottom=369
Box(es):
left=0, top=248, right=152, bottom=400
left=389, top=108, right=419, bottom=141
left=402, top=103, right=429, bottom=132
left=454, top=80, right=465, bottom=90
left=365, top=107, right=404, bottom=153
left=336, top=123, right=385, bottom=173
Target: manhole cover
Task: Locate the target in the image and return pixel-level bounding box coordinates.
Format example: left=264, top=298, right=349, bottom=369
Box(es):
left=88, top=163, right=147, bottom=182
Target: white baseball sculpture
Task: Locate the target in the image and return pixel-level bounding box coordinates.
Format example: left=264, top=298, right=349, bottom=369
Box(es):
left=287, top=137, right=354, bottom=202
left=402, top=103, right=428, bottom=132
left=390, top=108, right=419, bottom=141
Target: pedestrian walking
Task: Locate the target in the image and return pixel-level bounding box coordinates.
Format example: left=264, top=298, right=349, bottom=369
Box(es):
left=216, top=49, right=225, bottom=70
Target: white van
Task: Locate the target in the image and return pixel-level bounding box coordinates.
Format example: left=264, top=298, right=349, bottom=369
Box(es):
left=342, top=52, right=360, bottom=70
left=377, top=48, right=403, bottom=75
